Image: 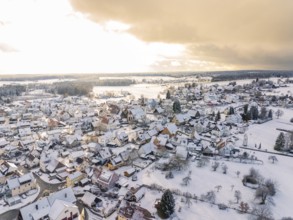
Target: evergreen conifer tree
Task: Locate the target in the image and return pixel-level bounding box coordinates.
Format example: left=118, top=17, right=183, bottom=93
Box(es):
left=173, top=100, right=181, bottom=113
left=268, top=109, right=273, bottom=119
left=195, top=111, right=200, bottom=118
left=250, top=106, right=259, bottom=120
left=229, top=107, right=235, bottom=115
left=158, top=189, right=175, bottom=218
left=215, top=111, right=221, bottom=122
left=166, top=90, right=171, bottom=99
left=274, top=132, right=285, bottom=151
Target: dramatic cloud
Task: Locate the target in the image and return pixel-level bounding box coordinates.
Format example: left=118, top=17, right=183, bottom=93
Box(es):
left=70, top=0, right=293, bottom=70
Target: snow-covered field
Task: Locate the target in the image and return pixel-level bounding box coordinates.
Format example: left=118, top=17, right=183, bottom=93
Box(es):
left=93, top=83, right=167, bottom=99
left=0, top=78, right=75, bottom=86
left=236, top=107, right=293, bottom=152
left=135, top=147, right=293, bottom=219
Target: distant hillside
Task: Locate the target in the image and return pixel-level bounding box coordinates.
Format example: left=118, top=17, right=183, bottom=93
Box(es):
left=0, top=70, right=292, bottom=82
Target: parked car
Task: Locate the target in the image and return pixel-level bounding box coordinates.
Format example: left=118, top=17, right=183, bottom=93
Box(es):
left=132, top=175, right=137, bottom=181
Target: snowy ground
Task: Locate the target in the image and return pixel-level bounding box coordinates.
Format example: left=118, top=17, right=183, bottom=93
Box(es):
left=139, top=188, right=250, bottom=220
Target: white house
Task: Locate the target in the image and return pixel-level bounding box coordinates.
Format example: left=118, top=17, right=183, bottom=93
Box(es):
left=7, top=173, right=36, bottom=197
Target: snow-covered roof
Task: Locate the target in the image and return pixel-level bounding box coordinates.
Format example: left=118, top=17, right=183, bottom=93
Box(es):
left=176, top=146, right=188, bottom=159
left=20, top=197, right=50, bottom=220
left=81, top=192, right=98, bottom=207
left=67, top=171, right=83, bottom=181
left=47, top=187, right=76, bottom=206
left=49, top=199, right=78, bottom=220
left=165, top=123, right=177, bottom=134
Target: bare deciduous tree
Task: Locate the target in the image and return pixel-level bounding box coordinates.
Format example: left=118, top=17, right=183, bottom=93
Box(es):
left=275, top=109, right=284, bottom=119
left=255, top=179, right=277, bottom=204
left=183, top=192, right=192, bottom=208
left=211, top=161, right=220, bottom=171
left=236, top=171, right=240, bottom=178
left=182, top=175, right=192, bottom=186
left=222, top=164, right=228, bottom=174
left=234, top=190, right=242, bottom=203
left=215, top=185, right=222, bottom=192
left=268, top=156, right=278, bottom=164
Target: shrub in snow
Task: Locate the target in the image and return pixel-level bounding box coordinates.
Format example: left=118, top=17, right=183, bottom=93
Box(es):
left=200, top=190, right=216, bottom=204
left=268, top=156, right=278, bottom=164
left=239, top=202, right=249, bottom=213
left=165, top=171, right=174, bottom=179
left=275, top=109, right=284, bottom=119
left=251, top=205, right=273, bottom=220
left=242, top=168, right=263, bottom=188
left=218, top=203, right=228, bottom=210
left=211, top=161, right=220, bottom=171
left=222, top=164, right=228, bottom=174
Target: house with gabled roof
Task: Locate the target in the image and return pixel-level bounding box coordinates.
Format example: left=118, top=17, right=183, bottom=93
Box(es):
left=93, top=167, right=119, bottom=191
left=107, top=155, right=125, bottom=171
left=20, top=187, right=78, bottom=220
left=119, top=148, right=139, bottom=163
left=118, top=202, right=154, bottom=220
left=115, top=131, right=129, bottom=147
left=66, top=171, right=85, bottom=187
left=7, top=173, right=36, bottom=197
left=0, top=160, right=18, bottom=184
left=172, top=114, right=189, bottom=125
left=97, top=147, right=113, bottom=165
left=127, top=107, right=145, bottom=123
left=153, top=134, right=168, bottom=148
left=99, top=115, right=119, bottom=132
left=81, top=191, right=103, bottom=210
left=124, top=187, right=145, bottom=202
left=138, top=141, right=156, bottom=156
left=161, top=123, right=177, bottom=137
left=49, top=199, right=80, bottom=220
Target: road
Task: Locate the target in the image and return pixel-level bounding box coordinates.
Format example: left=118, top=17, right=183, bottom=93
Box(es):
left=33, top=173, right=65, bottom=200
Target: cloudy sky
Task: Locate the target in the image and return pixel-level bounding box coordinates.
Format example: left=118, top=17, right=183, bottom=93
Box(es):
left=0, top=0, right=292, bottom=74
